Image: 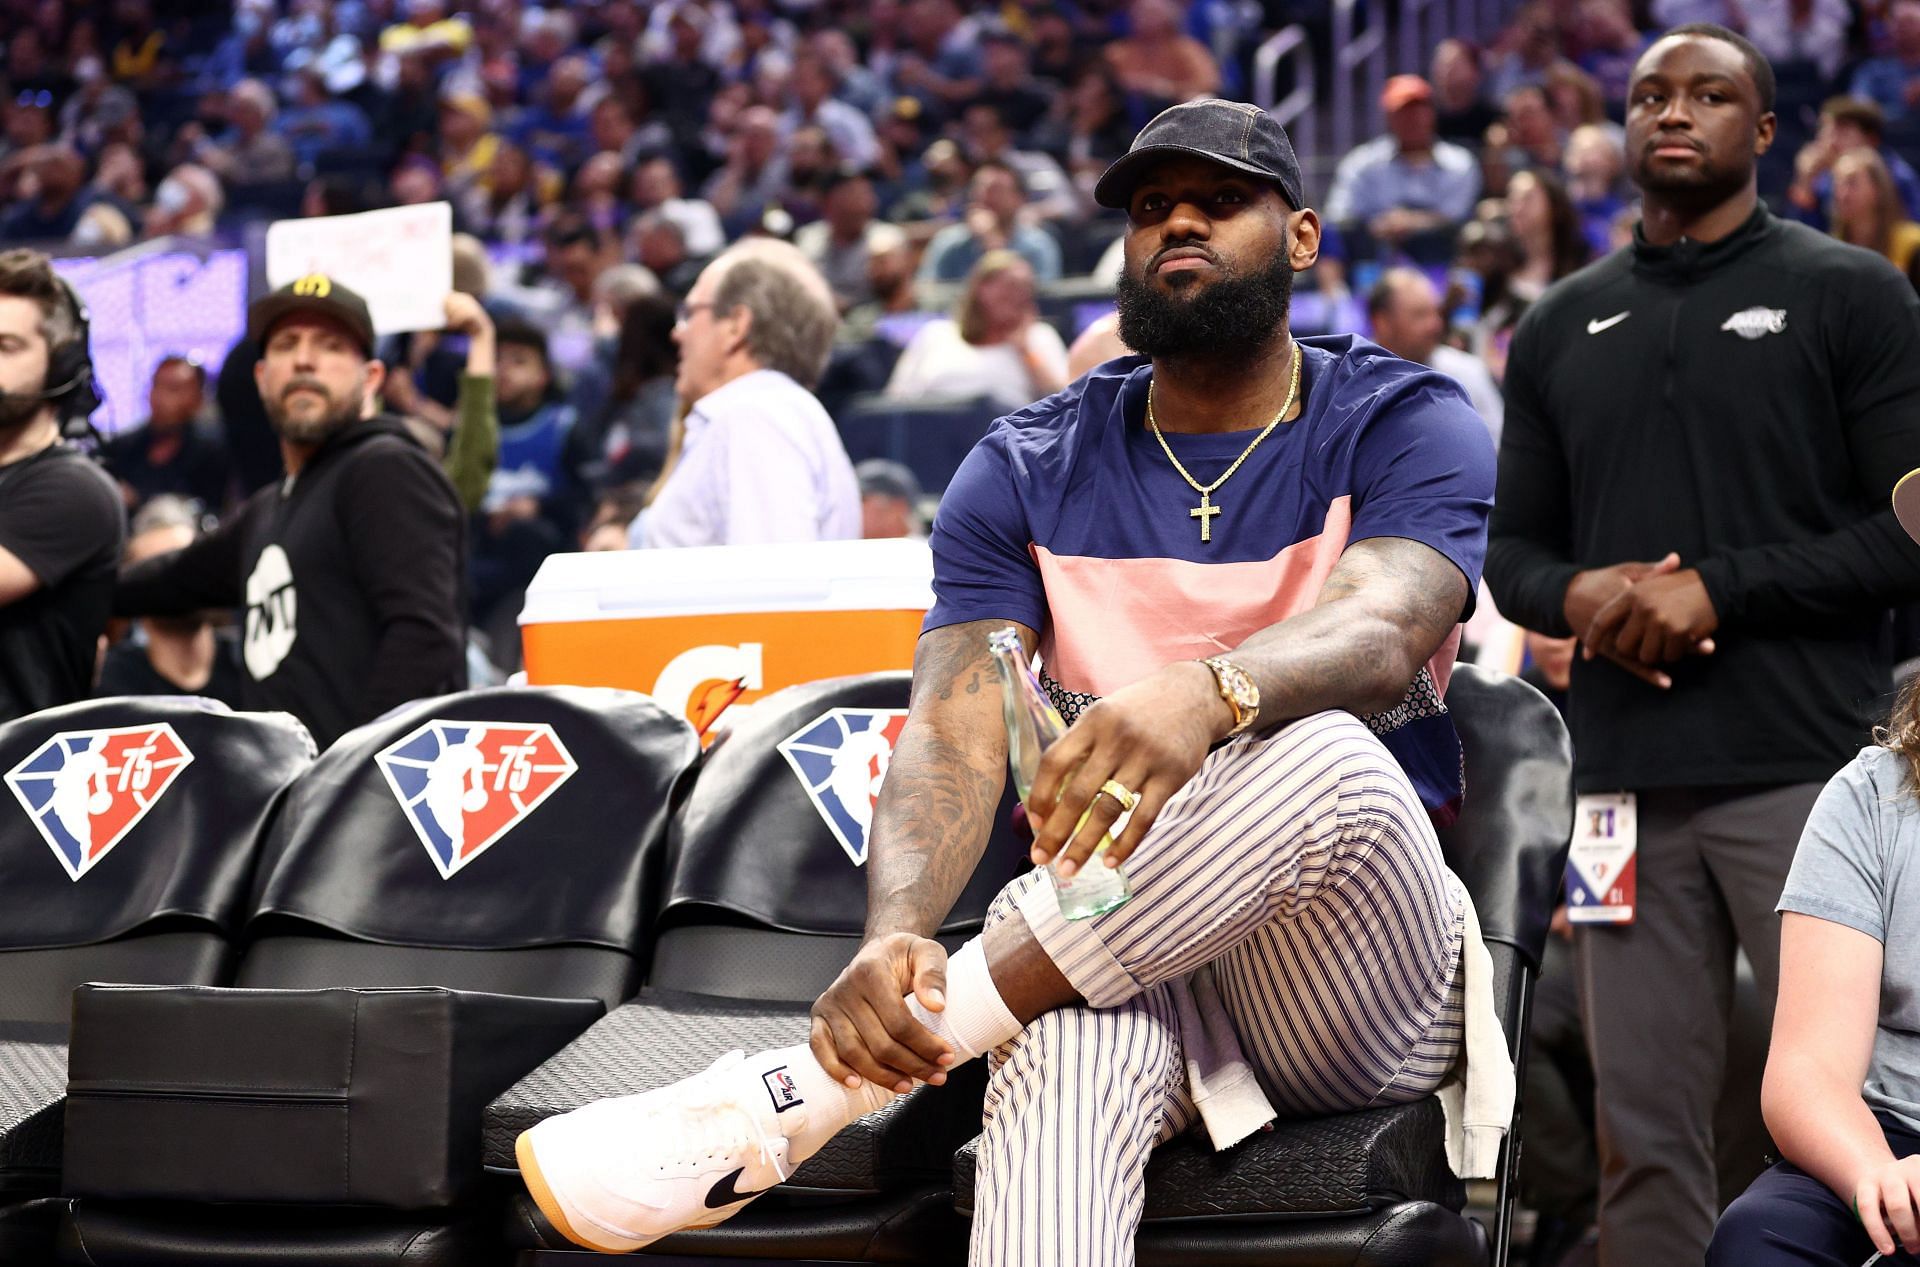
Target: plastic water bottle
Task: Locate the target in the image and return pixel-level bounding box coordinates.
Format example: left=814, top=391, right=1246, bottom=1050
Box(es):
left=987, top=627, right=1131, bottom=920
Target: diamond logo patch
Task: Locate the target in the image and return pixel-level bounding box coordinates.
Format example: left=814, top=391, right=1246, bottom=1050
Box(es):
left=375, top=720, right=578, bottom=878
left=775, top=708, right=909, bottom=866
left=5, top=724, right=196, bottom=881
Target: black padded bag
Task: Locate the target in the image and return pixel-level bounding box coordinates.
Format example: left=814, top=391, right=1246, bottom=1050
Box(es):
left=62, top=984, right=602, bottom=1209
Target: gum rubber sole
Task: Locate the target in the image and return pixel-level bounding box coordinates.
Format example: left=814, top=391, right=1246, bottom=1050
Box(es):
left=516, top=1128, right=636, bottom=1254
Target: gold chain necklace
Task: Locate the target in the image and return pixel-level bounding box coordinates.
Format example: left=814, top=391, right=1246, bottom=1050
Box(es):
left=1145, top=343, right=1301, bottom=542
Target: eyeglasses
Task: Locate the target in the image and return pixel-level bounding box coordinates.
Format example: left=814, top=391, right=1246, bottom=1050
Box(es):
left=675, top=301, right=715, bottom=325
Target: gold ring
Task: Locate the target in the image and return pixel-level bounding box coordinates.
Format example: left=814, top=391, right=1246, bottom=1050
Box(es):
left=1097, top=780, right=1139, bottom=813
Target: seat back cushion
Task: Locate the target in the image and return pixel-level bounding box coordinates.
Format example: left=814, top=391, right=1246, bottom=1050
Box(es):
left=661, top=672, right=1029, bottom=938
left=1433, top=664, right=1575, bottom=975
left=245, top=685, right=698, bottom=956
left=0, top=698, right=312, bottom=952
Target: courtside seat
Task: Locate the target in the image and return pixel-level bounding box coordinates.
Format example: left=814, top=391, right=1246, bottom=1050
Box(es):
left=493, top=671, right=1030, bottom=1265
left=947, top=662, right=1573, bottom=1267
left=229, top=685, right=698, bottom=1006
left=0, top=697, right=313, bottom=1262
left=56, top=686, right=699, bottom=1267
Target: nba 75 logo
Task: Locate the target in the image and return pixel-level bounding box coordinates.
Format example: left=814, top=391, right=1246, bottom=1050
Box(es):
left=5, top=725, right=196, bottom=881
left=375, top=721, right=578, bottom=878
left=775, top=709, right=908, bottom=866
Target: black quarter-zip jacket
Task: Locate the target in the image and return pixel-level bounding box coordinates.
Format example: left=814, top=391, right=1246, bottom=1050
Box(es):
left=116, top=415, right=467, bottom=749
left=1486, top=205, right=1920, bottom=793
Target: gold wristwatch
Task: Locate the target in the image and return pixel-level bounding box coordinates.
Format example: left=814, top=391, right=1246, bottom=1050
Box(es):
left=1199, top=657, right=1260, bottom=737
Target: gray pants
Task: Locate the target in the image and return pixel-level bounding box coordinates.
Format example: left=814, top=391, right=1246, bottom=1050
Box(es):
left=1573, top=782, right=1824, bottom=1267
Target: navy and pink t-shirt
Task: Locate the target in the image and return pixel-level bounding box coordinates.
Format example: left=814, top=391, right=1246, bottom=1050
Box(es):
left=924, top=335, right=1498, bottom=823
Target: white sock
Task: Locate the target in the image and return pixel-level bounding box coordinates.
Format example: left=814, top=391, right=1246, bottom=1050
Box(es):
left=748, top=1042, right=894, bottom=1164
left=904, top=937, right=1023, bottom=1063
left=741, top=941, right=1024, bottom=1166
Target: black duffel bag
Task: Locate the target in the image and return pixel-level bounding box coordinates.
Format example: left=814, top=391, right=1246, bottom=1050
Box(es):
left=62, top=984, right=601, bottom=1209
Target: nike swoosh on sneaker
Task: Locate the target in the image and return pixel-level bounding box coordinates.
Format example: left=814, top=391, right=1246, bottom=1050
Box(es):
left=704, top=1167, right=773, bottom=1209
left=1586, top=311, right=1630, bottom=334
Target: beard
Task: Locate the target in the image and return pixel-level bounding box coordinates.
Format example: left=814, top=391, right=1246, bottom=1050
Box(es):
left=0, top=389, right=49, bottom=435
left=1115, top=246, right=1295, bottom=366
left=265, top=378, right=364, bottom=446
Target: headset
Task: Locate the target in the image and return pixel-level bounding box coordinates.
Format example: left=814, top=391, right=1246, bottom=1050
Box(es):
left=0, top=273, right=103, bottom=436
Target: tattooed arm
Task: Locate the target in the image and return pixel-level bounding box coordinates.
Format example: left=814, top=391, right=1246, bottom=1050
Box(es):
left=863, top=618, right=1032, bottom=940
left=811, top=618, right=1035, bottom=1093
left=1027, top=536, right=1469, bottom=877
left=1232, top=535, right=1470, bottom=722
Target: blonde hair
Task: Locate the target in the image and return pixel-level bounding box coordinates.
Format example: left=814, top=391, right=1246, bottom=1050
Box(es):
left=1832, top=148, right=1905, bottom=259
left=1878, top=673, right=1920, bottom=790
left=955, top=249, right=1033, bottom=346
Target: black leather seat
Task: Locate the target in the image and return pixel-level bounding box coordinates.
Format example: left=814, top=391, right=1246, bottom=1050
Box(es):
left=947, top=662, right=1573, bottom=1266
left=491, top=672, right=1032, bottom=1264
left=56, top=686, right=700, bottom=1267
left=0, top=698, right=312, bottom=1262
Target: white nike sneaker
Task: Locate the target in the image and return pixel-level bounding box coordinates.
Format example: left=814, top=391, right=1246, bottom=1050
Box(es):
left=516, top=1050, right=801, bottom=1254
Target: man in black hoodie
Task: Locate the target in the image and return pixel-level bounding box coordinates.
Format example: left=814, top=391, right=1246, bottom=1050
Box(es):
left=116, top=275, right=466, bottom=749
left=1486, top=24, right=1920, bottom=1266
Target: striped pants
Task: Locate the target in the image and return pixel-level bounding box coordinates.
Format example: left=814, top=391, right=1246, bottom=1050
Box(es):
left=968, top=710, right=1467, bottom=1267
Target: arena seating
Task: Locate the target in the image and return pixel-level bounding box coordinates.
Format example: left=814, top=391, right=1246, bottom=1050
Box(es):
left=0, top=698, right=314, bottom=1264
left=833, top=395, right=1004, bottom=499
left=21, top=667, right=1569, bottom=1266
left=51, top=686, right=699, bottom=1266
left=490, top=672, right=1030, bottom=1265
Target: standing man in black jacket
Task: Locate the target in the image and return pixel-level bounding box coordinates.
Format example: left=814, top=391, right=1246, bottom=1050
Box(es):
left=1486, top=24, right=1920, bottom=1266
left=117, top=276, right=466, bottom=749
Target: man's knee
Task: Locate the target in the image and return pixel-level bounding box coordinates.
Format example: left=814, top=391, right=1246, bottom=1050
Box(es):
left=1707, top=1165, right=1858, bottom=1267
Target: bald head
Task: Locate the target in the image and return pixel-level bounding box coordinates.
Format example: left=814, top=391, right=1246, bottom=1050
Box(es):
left=1366, top=267, right=1445, bottom=364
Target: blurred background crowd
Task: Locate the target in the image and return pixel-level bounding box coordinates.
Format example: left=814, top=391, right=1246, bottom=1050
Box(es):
left=8, top=0, right=1920, bottom=621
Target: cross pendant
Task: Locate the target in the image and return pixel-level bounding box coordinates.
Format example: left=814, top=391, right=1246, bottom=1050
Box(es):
left=1190, top=494, right=1221, bottom=542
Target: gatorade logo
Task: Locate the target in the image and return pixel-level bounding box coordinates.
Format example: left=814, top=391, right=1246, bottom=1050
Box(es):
left=292, top=274, right=333, bottom=298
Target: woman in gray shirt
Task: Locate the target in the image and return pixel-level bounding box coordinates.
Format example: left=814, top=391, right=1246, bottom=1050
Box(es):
left=1709, top=480, right=1920, bottom=1265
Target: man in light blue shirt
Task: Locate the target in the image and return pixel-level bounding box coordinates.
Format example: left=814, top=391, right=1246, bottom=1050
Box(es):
left=630, top=239, right=860, bottom=548
left=1325, top=75, right=1482, bottom=253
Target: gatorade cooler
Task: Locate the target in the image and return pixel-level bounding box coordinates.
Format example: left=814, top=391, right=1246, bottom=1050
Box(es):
left=518, top=539, right=935, bottom=737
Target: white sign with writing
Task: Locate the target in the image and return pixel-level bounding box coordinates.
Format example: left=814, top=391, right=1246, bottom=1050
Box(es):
left=265, top=202, right=452, bottom=336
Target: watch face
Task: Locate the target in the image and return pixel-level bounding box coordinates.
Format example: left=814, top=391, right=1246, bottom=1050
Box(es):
left=1209, top=658, right=1258, bottom=721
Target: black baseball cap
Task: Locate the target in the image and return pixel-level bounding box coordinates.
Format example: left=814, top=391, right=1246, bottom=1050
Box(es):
left=247, top=274, right=377, bottom=355
left=1094, top=99, right=1305, bottom=213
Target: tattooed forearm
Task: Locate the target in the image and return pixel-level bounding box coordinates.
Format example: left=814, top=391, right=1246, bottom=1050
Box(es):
left=1233, top=537, right=1469, bottom=725
left=863, top=620, right=1031, bottom=939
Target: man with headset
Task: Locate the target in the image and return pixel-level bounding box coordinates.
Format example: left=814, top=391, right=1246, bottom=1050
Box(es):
left=0, top=248, right=124, bottom=725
